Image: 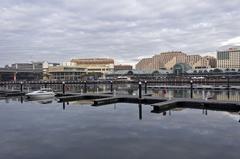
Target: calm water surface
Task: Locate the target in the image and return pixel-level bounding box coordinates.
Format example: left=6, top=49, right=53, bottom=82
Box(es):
left=0, top=97, right=239, bottom=159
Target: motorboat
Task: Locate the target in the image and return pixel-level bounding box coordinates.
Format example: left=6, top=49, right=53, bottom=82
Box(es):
left=26, top=88, right=55, bottom=99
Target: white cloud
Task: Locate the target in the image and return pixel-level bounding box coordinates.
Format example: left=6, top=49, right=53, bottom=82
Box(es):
left=221, top=37, right=240, bottom=46
left=0, top=0, right=240, bottom=66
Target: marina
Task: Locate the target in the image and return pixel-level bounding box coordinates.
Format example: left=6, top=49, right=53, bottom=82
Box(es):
left=0, top=78, right=240, bottom=159
left=0, top=96, right=240, bottom=159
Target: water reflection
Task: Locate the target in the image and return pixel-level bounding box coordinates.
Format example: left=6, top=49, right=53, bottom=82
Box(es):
left=1, top=93, right=240, bottom=124
left=63, top=101, right=142, bottom=120
left=26, top=97, right=56, bottom=104
left=202, top=107, right=208, bottom=115
left=152, top=89, right=240, bottom=101
left=1, top=97, right=240, bottom=159
left=138, top=103, right=142, bottom=120
left=37, top=100, right=53, bottom=104
left=1, top=83, right=240, bottom=101
left=150, top=105, right=240, bottom=123
left=62, top=102, right=70, bottom=110
left=20, top=96, right=23, bottom=103
left=63, top=102, right=65, bottom=110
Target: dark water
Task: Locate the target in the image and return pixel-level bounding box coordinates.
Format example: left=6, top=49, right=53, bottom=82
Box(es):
left=0, top=98, right=240, bottom=159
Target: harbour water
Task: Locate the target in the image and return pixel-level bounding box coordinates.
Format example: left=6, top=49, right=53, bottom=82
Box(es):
left=0, top=97, right=240, bottom=159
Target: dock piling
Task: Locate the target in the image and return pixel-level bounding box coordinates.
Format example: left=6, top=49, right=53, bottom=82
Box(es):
left=20, top=96, right=23, bottom=103
left=139, top=81, right=142, bottom=99
left=190, top=80, right=193, bottom=98
left=20, top=82, right=23, bottom=92
left=62, top=81, right=65, bottom=94
left=110, top=81, right=113, bottom=93
left=144, top=81, right=147, bottom=94
left=84, top=81, right=87, bottom=93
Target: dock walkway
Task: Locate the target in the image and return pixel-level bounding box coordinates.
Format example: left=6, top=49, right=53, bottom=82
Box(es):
left=57, top=93, right=240, bottom=112
left=0, top=90, right=25, bottom=97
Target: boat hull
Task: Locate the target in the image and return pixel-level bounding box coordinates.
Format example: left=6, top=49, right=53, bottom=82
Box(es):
left=26, top=93, right=55, bottom=99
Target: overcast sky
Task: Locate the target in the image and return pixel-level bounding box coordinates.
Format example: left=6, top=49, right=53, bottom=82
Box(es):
left=0, top=0, right=240, bottom=67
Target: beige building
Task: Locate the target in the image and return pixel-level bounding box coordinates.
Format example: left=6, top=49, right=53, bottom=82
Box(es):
left=186, top=55, right=217, bottom=69
left=42, top=61, right=60, bottom=80
left=217, top=48, right=240, bottom=68
left=48, top=58, right=114, bottom=80
left=136, top=51, right=216, bottom=71
left=135, top=58, right=154, bottom=71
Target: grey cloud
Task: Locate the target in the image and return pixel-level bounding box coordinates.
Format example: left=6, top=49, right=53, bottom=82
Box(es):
left=0, top=0, right=240, bottom=66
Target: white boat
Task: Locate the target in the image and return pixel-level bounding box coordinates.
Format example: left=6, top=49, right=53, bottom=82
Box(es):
left=26, top=88, right=55, bottom=99
left=116, top=76, right=132, bottom=81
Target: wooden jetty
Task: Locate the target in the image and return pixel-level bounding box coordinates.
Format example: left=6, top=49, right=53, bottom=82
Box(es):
left=151, top=98, right=240, bottom=113
left=57, top=93, right=240, bottom=112
left=58, top=93, right=166, bottom=104
left=0, top=90, right=25, bottom=97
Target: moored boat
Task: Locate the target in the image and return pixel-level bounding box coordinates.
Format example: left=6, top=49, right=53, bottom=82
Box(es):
left=26, top=88, right=55, bottom=99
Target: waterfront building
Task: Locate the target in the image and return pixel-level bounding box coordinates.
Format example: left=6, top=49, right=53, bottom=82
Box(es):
left=173, top=63, right=192, bottom=75
left=106, top=69, right=171, bottom=81
left=107, top=64, right=240, bottom=81
left=136, top=51, right=216, bottom=71
left=188, top=55, right=217, bottom=69
left=114, top=65, right=132, bottom=71
left=11, top=62, right=43, bottom=71
left=0, top=62, right=44, bottom=81
left=48, top=58, right=114, bottom=81
left=217, top=48, right=240, bottom=68
left=135, top=58, right=154, bottom=71
left=42, top=61, right=60, bottom=80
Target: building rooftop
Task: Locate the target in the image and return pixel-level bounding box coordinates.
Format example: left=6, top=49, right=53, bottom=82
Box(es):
left=71, top=58, right=114, bottom=64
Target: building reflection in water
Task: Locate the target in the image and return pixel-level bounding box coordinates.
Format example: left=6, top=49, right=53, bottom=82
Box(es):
left=150, top=105, right=240, bottom=123
left=151, top=88, right=240, bottom=102
left=62, top=102, right=69, bottom=110
left=1, top=84, right=240, bottom=101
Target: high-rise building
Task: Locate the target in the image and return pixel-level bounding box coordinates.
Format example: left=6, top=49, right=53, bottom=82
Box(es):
left=136, top=51, right=216, bottom=71
left=217, top=48, right=240, bottom=68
